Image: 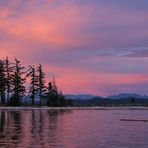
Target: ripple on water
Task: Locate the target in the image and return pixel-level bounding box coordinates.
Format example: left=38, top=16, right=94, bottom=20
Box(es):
left=0, top=109, right=147, bottom=148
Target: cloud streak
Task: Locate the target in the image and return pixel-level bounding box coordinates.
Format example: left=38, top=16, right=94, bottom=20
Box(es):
left=94, top=47, right=148, bottom=57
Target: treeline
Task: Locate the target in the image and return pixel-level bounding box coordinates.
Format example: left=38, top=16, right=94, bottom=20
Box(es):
left=73, top=97, right=148, bottom=106
left=0, top=57, right=72, bottom=106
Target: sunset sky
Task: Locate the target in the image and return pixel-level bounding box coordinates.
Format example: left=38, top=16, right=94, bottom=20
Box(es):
left=0, top=0, right=148, bottom=96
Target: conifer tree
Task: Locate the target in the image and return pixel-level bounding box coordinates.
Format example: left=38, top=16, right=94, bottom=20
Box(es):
left=52, top=78, right=58, bottom=96
left=47, top=81, right=54, bottom=106
left=37, top=64, right=46, bottom=105
left=0, top=60, right=6, bottom=104
left=10, top=58, right=26, bottom=106
left=58, top=90, right=67, bottom=106
left=5, top=57, right=13, bottom=104
left=47, top=78, right=66, bottom=106
left=26, top=66, right=39, bottom=106
left=47, top=78, right=71, bottom=106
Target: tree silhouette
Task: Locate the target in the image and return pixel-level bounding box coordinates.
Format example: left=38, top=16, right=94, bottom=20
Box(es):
left=47, top=81, right=55, bottom=106
left=5, top=57, right=13, bottom=104
left=37, top=64, right=46, bottom=105
left=47, top=78, right=68, bottom=106
left=0, top=60, right=6, bottom=104
left=9, top=58, right=26, bottom=106
left=26, top=65, right=39, bottom=106
left=47, top=78, right=59, bottom=106
left=0, top=57, right=70, bottom=107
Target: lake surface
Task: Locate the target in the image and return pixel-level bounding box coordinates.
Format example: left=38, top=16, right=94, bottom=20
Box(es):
left=0, top=108, right=148, bottom=148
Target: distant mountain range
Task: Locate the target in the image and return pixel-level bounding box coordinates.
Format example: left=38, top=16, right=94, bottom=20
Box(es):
left=108, top=93, right=148, bottom=99
left=21, top=93, right=148, bottom=106
left=65, top=93, right=148, bottom=106
left=65, top=93, right=148, bottom=100
left=65, top=94, right=98, bottom=100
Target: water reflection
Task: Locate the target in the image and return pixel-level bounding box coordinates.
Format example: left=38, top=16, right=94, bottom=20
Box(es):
left=0, top=110, right=72, bottom=148
left=0, top=109, right=148, bottom=148
left=0, top=111, right=22, bottom=147
left=0, top=111, right=5, bottom=133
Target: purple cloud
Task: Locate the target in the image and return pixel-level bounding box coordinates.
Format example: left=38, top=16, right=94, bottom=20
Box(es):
left=0, top=0, right=148, bottom=95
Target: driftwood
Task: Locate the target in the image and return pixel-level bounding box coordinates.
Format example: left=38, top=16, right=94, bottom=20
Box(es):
left=120, top=119, right=148, bottom=122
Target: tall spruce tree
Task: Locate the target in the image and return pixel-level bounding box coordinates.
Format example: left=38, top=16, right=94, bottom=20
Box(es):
left=5, top=57, right=13, bottom=104
left=10, top=58, right=26, bottom=106
left=37, top=64, right=46, bottom=105
left=0, top=60, right=6, bottom=104
left=26, top=66, right=39, bottom=106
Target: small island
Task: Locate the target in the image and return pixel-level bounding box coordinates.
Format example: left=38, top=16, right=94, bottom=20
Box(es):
left=0, top=57, right=72, bottom=107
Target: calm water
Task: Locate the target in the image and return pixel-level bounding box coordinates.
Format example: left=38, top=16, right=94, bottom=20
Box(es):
left=0, top=109, right=148, bottom=148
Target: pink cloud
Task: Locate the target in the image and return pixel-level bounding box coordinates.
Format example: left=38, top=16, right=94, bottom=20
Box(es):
left=0, top=0, right=148, bottom=95
left=1, top=1, right=148, bottom=49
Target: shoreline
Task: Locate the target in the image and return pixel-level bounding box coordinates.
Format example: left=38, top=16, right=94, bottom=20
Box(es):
left=0, top=106, right=148, bottom=110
